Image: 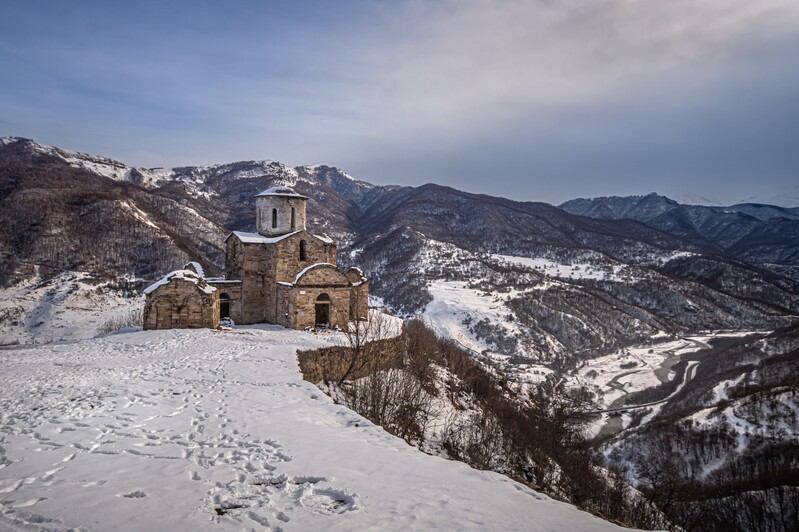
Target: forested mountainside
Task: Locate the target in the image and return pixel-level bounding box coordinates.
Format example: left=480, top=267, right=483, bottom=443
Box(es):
left=0, top=137, right=389, bottom=287
left=560, top=193, right=799, bottom=277
left=602, top=324, right=799, bottom=531
left=2, top=136, right=798, bottom=530
left=351, top=184, right=798, bottom=363
left=2, top=136, right=798, bottom=361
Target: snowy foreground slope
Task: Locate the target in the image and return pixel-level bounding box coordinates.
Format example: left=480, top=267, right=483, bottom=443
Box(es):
left=0, top=327, right=625, bottom=531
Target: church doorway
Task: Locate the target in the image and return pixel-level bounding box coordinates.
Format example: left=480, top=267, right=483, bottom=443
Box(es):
left=219, top=293, right=230, bottom=319
left=315, top=293, right=330, bottom=327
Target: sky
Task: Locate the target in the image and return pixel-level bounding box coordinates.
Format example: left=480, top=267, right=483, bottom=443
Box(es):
left=1, top=0, right=798, bottom=206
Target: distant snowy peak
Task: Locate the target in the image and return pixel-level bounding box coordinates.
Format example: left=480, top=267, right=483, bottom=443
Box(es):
left=0, top=137, right=184, bottom=189
left=734, top=190, right=799, bottom=209
left=0, top=136, right=132, bottom=181
left=175, top=159, right=301, bottom=188
left=0, top=137, right=378, bottom=199
left=295, top=164, right=385, bottom=209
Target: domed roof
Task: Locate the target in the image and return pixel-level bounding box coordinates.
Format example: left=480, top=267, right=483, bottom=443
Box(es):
left=255, top=186, right=307, bottom=199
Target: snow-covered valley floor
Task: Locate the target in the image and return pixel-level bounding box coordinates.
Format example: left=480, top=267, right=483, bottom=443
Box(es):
left=0, top=326, right=624, bottom=531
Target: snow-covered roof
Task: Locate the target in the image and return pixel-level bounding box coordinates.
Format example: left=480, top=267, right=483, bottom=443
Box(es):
left=312, top=233, right=334, bottom=245
left=293, top=263, right=338, bottom=284
left=276, top=262, right=351, bottom=287
left=183, top=261, right=205, bottom=278
left=255, top=186, right=307, bottom=199
left=347, top=266, right=368, bottom=286
left=226, top=230, right=301, bottom=244
left=143, top=270, right=217, bottom=295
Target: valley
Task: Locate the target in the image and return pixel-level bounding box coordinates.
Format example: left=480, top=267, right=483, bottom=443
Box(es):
left=1, top=136, right=798, bottom=530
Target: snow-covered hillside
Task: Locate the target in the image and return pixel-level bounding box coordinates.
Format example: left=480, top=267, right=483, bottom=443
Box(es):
left=0, top=271, right=140, bottom=346
left=0, top=326, right=625, bottom=531
left=0, top=137, right=372, bottom=200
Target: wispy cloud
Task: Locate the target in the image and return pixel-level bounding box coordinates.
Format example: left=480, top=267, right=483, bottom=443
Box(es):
left=1, top=0, right=798, bottom=205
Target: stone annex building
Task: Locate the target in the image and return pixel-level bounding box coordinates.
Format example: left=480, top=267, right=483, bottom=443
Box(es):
left=142, top=186, right=369, bottom=330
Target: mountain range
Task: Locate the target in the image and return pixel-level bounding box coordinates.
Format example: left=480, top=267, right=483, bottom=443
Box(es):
left=2, top=136, right=798, bottom=530
left=2, top=136, right=798, bottom=357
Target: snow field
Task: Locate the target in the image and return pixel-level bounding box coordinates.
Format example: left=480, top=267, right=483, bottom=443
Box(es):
left=0, top=271, right=140, bottom=346
left=0, top=326, right=625, bottom=531
left=492, top=254, right=627, bottom=281
left=423, top=280, right=522, bottom=357
left=570, top=338, right=704, bottom=410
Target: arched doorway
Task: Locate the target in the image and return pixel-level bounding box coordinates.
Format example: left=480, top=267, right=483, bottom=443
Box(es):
left=315, top=293, right=330, bottom=327
left=219, top=293, right=230, bottom=319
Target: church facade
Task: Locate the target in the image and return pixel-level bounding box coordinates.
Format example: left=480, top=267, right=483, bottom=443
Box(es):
left=143, top=186, right=368, bottom=330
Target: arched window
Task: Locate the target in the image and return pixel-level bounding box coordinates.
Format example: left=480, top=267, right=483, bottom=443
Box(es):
left=290, top=207, right=296, bottom=230
left=299, top=239, right=307, bottom=261
left=272, top=208, right=277, bottom=228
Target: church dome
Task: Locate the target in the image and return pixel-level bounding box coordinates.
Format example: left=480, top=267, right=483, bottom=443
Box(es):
left=255, top=186, right=307, bottom=199
left=255, top=185, right=308, bottom=236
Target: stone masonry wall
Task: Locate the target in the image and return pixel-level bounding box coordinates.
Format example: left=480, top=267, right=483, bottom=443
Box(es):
left=207, top=281, right=242, bottom=323
left=143, top=279, right=219, bottom=330
left=256, top=196, right=307, bottom=237
left=280, top=286, right=351, bottom=329
left=274, top=232, right=337, bottom=283
left=238, top=243, right=274, bottom=324
left=350, top=281, right=369, bottom=320
left=225, top=237, right=244, bottom=279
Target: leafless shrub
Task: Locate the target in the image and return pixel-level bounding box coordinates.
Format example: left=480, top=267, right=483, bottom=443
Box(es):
left=97, top=307, right=143, bottom=334
left=298, top=317, right=669, bottom=530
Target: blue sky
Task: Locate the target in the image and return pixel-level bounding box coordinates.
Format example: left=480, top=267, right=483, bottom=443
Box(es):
left=2, top=0, right=798, bottom=206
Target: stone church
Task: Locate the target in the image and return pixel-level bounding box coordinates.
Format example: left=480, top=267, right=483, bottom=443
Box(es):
left=143, top=186, right=369, bottom=330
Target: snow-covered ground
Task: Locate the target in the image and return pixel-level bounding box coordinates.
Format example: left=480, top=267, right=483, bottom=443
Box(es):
left=492, top=254, right=627, bottom=281
left=0, top=326, right=625, bottom=531
left=420, top=280, right=573, bottom=379
left=690, top=379, right=799, bottom=457
left=572, top=334, right=766, bottom=438
left=0, top=271, right=140, bottom=346
left=570, top=337, right=710, bottom=411
left=422, top=280, right=521, bottom=357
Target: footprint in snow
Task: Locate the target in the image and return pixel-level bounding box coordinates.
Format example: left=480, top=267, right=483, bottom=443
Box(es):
left=41, top=466, right=63, bottom=481
left=242, top=474, right=358, bottom=516
left=0, top=479, right=23, bottom=493
left=245, top=511, right=273, bottom=528
left=300, top=487, right=357, bottom=515
left=13, top=497, right=48, bottom=508
left=120, top=490, right=147, bottom=498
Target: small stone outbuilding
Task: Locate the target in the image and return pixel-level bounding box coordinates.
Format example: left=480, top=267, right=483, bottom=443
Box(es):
left=142, top=269, right=219, bottom=330
left=143, top=186, right=369, bottom=331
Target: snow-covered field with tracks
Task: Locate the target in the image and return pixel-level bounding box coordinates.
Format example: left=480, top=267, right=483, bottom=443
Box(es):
left=0, top=326, right=624, bottom=531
